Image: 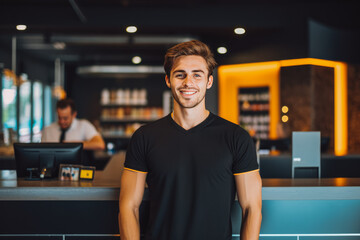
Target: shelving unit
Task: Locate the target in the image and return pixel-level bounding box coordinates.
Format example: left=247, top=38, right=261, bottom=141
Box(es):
left=238, top=87, right=270, bottom=139
left=99, top=89, right=172, bottom=151
left=100, top=102, right=163, bottom=137
left=73, top=65, right=172, bottom=151
left=100, top=117, right=158, bottom=123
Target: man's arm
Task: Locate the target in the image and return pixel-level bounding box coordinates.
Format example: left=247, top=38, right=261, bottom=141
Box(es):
left=119, top=169, right=147, bottom=240
left=235, top=170, right=262, bottom=240
left=82, top=135, right=105, bottom=150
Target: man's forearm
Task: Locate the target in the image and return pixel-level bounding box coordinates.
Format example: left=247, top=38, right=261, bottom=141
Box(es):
left=83, top=140, right=105, bottom=150
left=119, top=207, right=141, bottom=240
left=240, top=208, right=262, bottom=240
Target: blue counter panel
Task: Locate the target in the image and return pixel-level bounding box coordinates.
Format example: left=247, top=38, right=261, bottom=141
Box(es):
left=302, top=237, right=360, bottom=240
left=259, top=238, right=296, bottom=240
left=233, top=236, right=297, bottom=240
left=232, top=200, right=360, bottom=237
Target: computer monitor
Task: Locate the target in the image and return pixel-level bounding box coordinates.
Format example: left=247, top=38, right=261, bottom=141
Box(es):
left=13, top=143, right=83, bottom=179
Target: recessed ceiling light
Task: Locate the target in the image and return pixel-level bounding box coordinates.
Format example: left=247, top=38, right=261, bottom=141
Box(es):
left=16, top=25, right=27, bottom=31
left=132, top=56, right=142, bottom=64
left=126, top=26, right=137, bottom=33
left=234, top=27, right=246, bottom=35
left=217, top=47, right=227, bottom=54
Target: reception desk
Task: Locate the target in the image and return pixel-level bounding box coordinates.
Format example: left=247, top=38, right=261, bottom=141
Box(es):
left=1, top=176, right=360, bottom=240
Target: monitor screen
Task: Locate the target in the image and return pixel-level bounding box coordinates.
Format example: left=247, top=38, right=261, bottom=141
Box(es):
left=13, top=143, right=83, bottom=179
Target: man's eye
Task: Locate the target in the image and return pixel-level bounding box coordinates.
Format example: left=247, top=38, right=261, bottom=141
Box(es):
left=194, top=74, right=202, bottom=78
left=175, top=74, right=185, bottom=78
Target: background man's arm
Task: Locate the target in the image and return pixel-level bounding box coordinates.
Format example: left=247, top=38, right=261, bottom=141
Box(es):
left=82, top=135, right=105, bottom=150
left=235, top=170, right=262, bottom=240
left=119, top=169, right=147, bottom=240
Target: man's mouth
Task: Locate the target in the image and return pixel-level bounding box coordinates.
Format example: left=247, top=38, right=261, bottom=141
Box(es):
left=179, top=89, right=198, bottom=96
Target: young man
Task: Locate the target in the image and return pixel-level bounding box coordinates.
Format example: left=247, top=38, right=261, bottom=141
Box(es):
left=119, top=40, right=262, bottom=240
left=41, top=98, right=105, bottom=150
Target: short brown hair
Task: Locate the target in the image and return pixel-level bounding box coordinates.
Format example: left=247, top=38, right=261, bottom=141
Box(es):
left=56, top=98, right=77, bottom=113
left=164, top=40, right=217, bottom=77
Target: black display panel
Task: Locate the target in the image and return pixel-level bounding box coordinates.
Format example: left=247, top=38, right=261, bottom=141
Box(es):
left=13, top=143, right=83, bottom=179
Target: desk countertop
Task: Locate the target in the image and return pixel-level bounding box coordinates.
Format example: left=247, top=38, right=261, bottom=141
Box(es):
left=1, top=175, right=360, bottom=201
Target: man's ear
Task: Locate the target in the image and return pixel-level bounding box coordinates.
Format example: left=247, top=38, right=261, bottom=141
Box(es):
left=72, top=111, right=77, bottom=118
left=165, top=75, right=171, bottom=88
left=206, top=75, right=214, bottom=89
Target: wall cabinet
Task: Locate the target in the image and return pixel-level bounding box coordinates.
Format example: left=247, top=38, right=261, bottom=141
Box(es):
left=238, top=87, right=270, bottom=139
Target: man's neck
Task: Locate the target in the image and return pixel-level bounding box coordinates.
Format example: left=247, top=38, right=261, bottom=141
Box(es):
left=172, top=104, right=209, bottom=130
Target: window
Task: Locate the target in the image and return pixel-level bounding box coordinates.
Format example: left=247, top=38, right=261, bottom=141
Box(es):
left=32, top=81, right=43, bottom=142
left=19, top=81, right=31, bottom=142
left=1, top=74, right=17, bottom=131
left=44, top=85, right=53, bottom=127
left=1, top=70, right=53, bottom=143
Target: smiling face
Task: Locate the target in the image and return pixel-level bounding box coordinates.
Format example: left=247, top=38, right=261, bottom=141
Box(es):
left=57, top=106, right=76, bottom=130
left=165, top=55, right=213, bottom=110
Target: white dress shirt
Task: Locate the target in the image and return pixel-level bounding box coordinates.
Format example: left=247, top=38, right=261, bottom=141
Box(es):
left=41, top=118, right=100, bottom=142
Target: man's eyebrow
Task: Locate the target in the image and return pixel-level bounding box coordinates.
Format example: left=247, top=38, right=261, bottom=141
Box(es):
left=172, top=70, right=186, bottom=74
left=172, top=69, right=205, bottom=74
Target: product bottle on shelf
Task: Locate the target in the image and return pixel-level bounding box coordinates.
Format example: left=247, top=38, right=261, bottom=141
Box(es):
left=101, top=89, right=110, bottom=105
left=124, top=89, right=131, bottom=105
left=116, top=89, right=124, bottom=105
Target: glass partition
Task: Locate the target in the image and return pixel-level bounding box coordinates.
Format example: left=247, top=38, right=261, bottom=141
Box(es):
left=1, top=74, right=17, bottom=132
left=19, top=81, right=31, bottom=142
left=32, top=81, right=43, bottom=142
left=44, top=85, right=53, bottom=127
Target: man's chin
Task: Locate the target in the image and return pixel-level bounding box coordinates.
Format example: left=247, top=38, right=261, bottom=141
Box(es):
left=176, top=100, right=201, bottom=109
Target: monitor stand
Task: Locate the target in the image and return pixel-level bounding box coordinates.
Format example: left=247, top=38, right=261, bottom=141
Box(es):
left=25, top=168, right=41, bottom=181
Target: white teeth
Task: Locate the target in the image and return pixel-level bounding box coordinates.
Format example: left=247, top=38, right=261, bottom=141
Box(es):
left=182, top=91, right=196, bottom=95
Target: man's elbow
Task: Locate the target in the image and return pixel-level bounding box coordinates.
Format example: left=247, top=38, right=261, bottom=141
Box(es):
left=119, top=199, right=140, bottom=217
left=97, top=136, right=106, bottom=150
left=242, top=203, right=262, bottom=215
left=97, top=141, right=106, bottom=150
left=240, top=194, right=262, bottom=218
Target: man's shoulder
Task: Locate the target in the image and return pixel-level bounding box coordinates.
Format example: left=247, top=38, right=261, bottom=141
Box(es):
left=211, top=113, right=242, bottom=128
left=210, top=113, right=250, bottom=136
left=43, top=122, right=59, bottom=131
left=141, top=115, right=169, bottom=129
left=132, top=115, right=170, bottom=136
left=75, top=118, right=94, bottom=127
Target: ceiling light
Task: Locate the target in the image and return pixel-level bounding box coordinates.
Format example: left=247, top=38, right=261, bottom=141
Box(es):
left=217, top=47, right=227, bottom=54
left=132, top=56, right=142, bottom=64
left=234, top=27, right=246, bottom=35
left=16, top=25, right=27, bottom=31
left=126, top=26, right=137, bottom=33
left=53, top=42, right=66, bottom=50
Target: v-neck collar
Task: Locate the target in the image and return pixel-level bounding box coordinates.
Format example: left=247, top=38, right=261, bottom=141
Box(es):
left=167, top=112, right=214, bottom=134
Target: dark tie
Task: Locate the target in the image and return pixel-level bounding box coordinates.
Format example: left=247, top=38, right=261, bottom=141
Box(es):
left=59, top=128, right=68, bottom=143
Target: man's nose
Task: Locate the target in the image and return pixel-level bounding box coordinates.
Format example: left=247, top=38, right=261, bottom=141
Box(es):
left=183, top=76, right=195, bottom=87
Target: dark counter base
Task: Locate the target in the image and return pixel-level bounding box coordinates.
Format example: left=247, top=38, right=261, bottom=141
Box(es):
left=0, top=201, right=119, bottom=234
left=260, top=154, right=360, bottom=178
left=1, top=199, right=359, bottom=240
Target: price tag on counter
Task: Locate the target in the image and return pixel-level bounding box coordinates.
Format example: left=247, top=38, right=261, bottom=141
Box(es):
left=80, top=166, right=96, bottom=180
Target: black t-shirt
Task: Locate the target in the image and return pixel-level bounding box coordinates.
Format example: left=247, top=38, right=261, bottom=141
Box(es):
left=124, top=112, right=259, bottom=240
